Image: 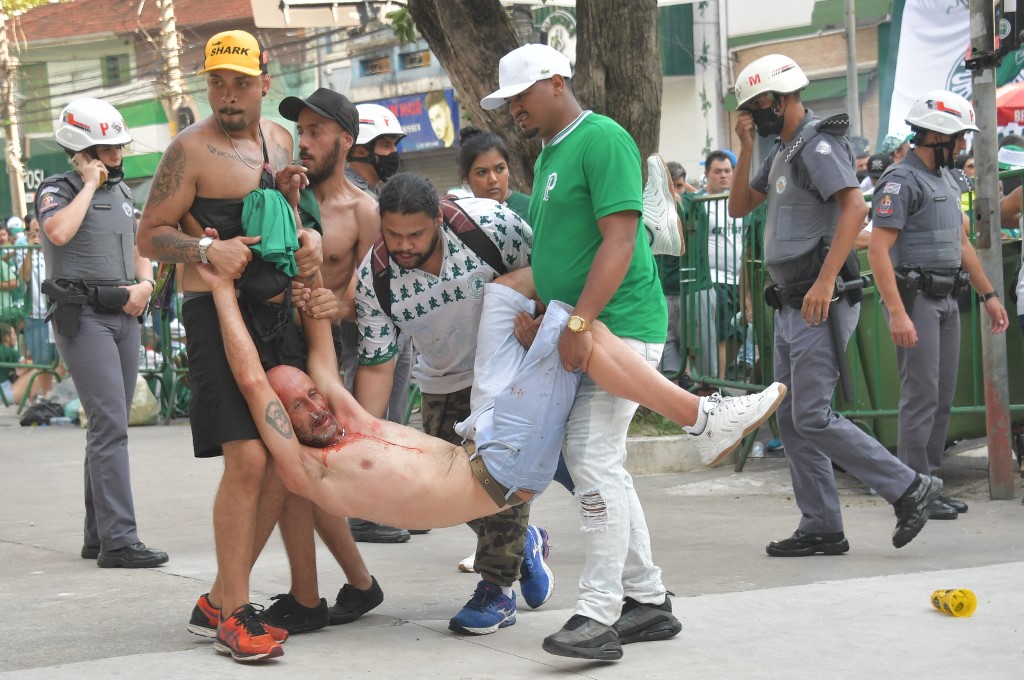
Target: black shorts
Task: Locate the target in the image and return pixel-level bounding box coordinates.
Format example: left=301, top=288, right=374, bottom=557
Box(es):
left=182, top=294, right=306, bottom=458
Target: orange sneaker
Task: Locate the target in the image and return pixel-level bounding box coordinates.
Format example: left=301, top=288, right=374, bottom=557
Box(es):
left=188, top=594, right=288, bottom=643
left=214, top=604, right=284, bottom=662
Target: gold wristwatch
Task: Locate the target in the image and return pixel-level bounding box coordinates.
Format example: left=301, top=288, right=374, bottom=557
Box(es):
left=567, top=315, right=591, bottom=333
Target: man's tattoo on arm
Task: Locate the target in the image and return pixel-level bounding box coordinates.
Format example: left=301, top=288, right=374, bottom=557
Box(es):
left=148, top=142, right=185, bottom=207
left=150, top=231, right=198, bottom=263
left=266, top=400, right=294, bottom=439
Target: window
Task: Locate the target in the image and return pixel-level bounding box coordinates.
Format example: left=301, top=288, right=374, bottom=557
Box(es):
left=400, top=50, right=430, bottom=70
left=361, top=56, right=391, bottom=76
left=101, top=55, right=130, bottom=87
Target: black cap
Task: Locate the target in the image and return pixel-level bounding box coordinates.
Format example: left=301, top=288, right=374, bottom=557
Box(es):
left=867, top=152, right=892, bottom=179
left=279, top=88, right=359, bottom=140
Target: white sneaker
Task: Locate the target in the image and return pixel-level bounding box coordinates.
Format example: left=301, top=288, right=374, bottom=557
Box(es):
left=642, top=153, right=682, bottom=256
left=458, top=552, right=476, bottom=573
left=691, top=382, right=788, bottom=467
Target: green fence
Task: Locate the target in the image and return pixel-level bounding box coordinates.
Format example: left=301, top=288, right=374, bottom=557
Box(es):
left=673, top=190, right=1024, bottom=466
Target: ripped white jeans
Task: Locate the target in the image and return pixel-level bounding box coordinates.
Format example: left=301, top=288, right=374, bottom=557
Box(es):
left=563, top=338, right=668, bottom=626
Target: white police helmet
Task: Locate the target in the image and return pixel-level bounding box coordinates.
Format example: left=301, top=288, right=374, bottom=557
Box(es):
left=905, top=90, right=979, bottom=135
left=55, top=98, right=133, bottom=152
left=734, top=54, right=809, bottom=109
left=354, top=103, right=406, bottom=146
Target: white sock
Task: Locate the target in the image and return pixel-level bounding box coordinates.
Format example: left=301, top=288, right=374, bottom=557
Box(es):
left=501, top=586, right=514, bottom=598
left=683, top=397, right=710, bottom=435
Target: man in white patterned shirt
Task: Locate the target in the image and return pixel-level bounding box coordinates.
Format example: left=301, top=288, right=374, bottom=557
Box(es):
left=353, top=172, right=555, bottom=637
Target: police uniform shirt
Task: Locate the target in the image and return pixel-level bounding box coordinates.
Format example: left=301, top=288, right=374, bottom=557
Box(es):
left=871, top=150, right=963, bottom=270
left=750, top=110, right=860, bottom=208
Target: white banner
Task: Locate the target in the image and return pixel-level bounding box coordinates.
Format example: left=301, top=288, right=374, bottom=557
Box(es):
left=886, top=0, right=970, bottom=139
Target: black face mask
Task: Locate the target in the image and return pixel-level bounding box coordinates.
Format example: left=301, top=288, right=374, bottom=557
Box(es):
left=104, top=165, right=125, bottom=184
left=350, top=150, right=402, bottom=183
left=750, top=106, right=785, bottom=138
left=374, top=152, right=401, bottom=182
left=920, top=139, right=959, bottom=172
left=856, top=170, right=868, bottom=182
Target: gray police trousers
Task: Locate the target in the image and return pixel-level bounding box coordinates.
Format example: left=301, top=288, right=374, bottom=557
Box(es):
left=886, top=295, right=960, bottom=477
left=773, top=302, right=917, bottom=533
left=53, top=307, right=141, bottom=552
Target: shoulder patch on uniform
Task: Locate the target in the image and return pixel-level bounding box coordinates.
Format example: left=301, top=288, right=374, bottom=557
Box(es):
left=882, top=182, right=901, bottom=195
left=815, top=140, right=832, bottom=155
left=38, top=185, right=60, bottom=196
left=815, top=114, right=850, bottom=137
left=876, top=194, right=894, bottom=216
left=38, top=193, right=59, bottom=214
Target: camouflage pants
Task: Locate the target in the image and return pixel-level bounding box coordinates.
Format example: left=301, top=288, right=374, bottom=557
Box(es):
left=420, top=386, right=530, bottom=587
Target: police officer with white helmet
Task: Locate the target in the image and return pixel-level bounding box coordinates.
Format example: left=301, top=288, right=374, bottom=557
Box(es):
left=38, top=98, right=168, bottom=568
left=729, top=55, right=946, bottom=556
left=346, top=103, right=408, bottom=197
left=869, top=90, right=1009, bottom=520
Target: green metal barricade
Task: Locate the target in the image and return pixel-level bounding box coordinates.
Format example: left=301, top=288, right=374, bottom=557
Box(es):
left=0, top=243, right=62, bottom=412
left=672, top=185, right=1024, bottom=471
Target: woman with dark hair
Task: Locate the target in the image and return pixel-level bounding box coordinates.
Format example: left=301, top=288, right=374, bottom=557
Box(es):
left=457, top=126, right=531, bottom=220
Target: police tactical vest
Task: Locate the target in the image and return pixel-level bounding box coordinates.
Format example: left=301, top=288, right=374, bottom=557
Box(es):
left=764, top=116, right=848, bottom=278
left=877, top=161, right=963, bottom=270
left=39, top=171, right=137, bottom=284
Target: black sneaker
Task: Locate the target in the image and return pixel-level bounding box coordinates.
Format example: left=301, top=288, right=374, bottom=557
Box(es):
left=348, top=519, right=411, bottom=543
left=262, top=593, right=329, bottom=634
left=96, top=542, right=169, bottom=568
left=938, top=493, right=968, bottom=514
left=927, top=499, right=958, bottom=520
left=766, top=530, right=850, bottom=557
left=542, top=615, right=623, bottom=661
left=329, top=576, right=384, bottom=625
left=614, top=596, right=682, bottom=645
left=81, top=545, right=99, bottom=560
left=892, top=474, right=943, bottom=548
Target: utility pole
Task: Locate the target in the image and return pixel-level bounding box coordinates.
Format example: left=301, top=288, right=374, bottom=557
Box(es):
left=844, top=0, right=861, bottom=138
left=0, top=12, right=26, bottom=216
left=966, top=0, right=1015, bottom=499
left=157, top=0, right=190, bottom=135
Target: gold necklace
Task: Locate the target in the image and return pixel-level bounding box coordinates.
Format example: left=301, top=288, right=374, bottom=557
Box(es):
left=221, top=123, right=262, bottom=171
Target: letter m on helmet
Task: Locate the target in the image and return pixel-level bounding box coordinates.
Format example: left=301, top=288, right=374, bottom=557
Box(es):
left=748, top=74, right=761, bottom=86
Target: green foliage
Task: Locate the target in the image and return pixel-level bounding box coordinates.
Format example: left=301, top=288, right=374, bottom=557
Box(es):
left=1, top=0, right=59, bottom=16
left=385, top=6, right=417, bottom=46
left=628, top=407, right=682, bottom=437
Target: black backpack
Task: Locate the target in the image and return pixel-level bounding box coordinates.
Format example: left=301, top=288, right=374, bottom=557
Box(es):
left=370, top=196, right=508, bottom=321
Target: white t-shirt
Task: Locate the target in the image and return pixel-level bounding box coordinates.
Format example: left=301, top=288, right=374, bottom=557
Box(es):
left=355, top=197, right=533, bottom=395
left=703, top=193, right=744, bottom=285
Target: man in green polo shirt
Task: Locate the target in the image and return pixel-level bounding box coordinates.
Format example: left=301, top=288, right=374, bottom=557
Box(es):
left=482, top=44, right=784, bottom=661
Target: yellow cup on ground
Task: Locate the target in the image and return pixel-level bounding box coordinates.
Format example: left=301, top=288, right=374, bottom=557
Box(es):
left=930, top=589, right=977, bottom=617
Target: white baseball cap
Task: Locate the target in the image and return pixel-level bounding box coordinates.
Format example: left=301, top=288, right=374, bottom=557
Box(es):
left=480, top=44, right=572, bottom=111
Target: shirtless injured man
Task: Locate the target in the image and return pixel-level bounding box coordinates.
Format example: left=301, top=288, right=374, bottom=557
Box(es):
left=200, top=263, right=786, bottom=530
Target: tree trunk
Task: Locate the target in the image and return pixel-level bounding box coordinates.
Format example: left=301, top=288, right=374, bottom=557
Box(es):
left=407, top=0, right=538, bottom=190
left=574, top=0, right=661, bottom=162
left=406, top=0, right=661, bottom=190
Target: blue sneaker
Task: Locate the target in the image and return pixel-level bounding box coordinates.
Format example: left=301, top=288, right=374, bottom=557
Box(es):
left=519, top=525, right=554, bottom=609
left=448, top=580, right=516, bottom=635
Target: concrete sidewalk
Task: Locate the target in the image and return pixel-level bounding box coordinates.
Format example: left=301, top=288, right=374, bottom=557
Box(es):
left=1, top=405, right=1021, bottom=679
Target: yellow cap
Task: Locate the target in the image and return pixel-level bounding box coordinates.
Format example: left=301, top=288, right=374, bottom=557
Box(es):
left=198, top=30, right=267, bottom=77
